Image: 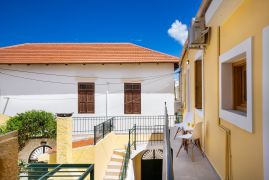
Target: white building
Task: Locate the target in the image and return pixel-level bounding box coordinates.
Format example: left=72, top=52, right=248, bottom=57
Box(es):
left=0, top=43, right=179, bottom=116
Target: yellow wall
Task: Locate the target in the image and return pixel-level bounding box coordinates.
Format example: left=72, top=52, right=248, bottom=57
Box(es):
left=203, top=27, right=227, bottom=179
left=217, top=0, right=268, bottom=179
left=93, top=132, right=128, bottom=180
left=50, top=132, right=129, bottom=180
left=133, top=151, right=143, bottom=180
left=73, top=145, right=95, bottom=163
left=180, top=0, right=269, bottom=179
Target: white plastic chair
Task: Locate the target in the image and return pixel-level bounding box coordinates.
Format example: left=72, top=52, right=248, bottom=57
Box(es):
left=176, top=121, right=204, bottom=161
left=173, top=112, right=194, bottom=139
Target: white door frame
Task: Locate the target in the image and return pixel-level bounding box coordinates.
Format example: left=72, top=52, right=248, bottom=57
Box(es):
left=263, top=25, right=269, bottom=180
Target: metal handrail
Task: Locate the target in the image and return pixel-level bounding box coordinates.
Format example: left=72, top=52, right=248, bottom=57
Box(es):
left=73, top=115, right=181, bottom=135
left=119, top=124, right=136, bottom=180
left=19, top=164, right=94, bottom=180
left=93, top=117, right=114, bottom=145
left=163, top=103, right=174, bottom=180
left=120, top=123, right=167, bottom=180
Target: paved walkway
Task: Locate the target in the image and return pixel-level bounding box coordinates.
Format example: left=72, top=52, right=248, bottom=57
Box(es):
left=170, top=127, right=220, bottom=180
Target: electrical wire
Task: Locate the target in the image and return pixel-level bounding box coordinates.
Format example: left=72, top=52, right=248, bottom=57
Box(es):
left=0, top=71, right=174, bottom=86
left=0, top=67, right=179, bottom=80
left=1, top=76, right=174, bottom=101
left=0, top=67, right=178, bottom=86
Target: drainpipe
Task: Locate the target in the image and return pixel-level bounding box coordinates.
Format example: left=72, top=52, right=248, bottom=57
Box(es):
left=201, top=47, right=206, bottom=153
left=217, top=26, right=232, bottom=180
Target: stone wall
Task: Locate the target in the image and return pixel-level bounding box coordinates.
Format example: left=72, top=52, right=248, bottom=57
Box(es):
left=19, top=138, right=56, bottom=163
left=0, top=131, right=18, bottom=180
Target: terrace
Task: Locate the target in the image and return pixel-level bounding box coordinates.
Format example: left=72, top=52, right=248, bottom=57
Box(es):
left=19, top=108, right=219, bottom=180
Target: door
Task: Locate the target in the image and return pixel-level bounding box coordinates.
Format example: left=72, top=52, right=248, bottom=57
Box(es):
left=141, top=149, right=163, bottom=180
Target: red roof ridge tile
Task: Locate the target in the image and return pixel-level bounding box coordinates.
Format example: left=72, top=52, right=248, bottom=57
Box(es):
left=130, top=43, right=179, bottom=59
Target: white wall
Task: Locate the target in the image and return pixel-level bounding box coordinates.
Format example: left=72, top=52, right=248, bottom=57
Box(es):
left=0, top=63, right=175, bottom=116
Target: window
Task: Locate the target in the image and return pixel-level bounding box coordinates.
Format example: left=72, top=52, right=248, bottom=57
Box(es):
left=78, top=83, right=94, bottom=113
left=195, top=60, right=202, bottom=109
left=124, top=83, right=141, bottom=114
left=233, top=60, right=247, bottom=112
left=219, top=37, right=252, bottom=132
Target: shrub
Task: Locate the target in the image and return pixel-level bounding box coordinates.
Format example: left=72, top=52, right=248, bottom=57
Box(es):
left=2, top=110, right=56, bottom=150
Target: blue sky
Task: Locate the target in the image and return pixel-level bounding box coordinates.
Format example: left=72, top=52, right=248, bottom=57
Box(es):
left=0, top=0, right=200, bottom=57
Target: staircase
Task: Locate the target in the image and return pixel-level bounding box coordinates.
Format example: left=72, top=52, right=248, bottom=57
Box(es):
left=103, top=149, right=126, bottom=180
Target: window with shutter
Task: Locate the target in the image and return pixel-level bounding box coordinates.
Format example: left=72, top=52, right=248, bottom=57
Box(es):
left=233, top=60, right=247, bottom=112
left=195, top=60, right=202, bottom=109
left=124, top=83, right=141, bottom=114
left=78, top=83, right=94, bottom=113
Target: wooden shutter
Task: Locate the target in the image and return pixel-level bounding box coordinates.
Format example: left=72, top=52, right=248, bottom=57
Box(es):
left=195, top=61, right=202, bottom=109
left=132, top=84, right=141, bottom=114
left=233, top=61, right=246, bottom=112
left=78, top=83, right=94, bottom=113
left=124, top=83, right=141, bottom=114
left=124, top=84, right=133, bottom=114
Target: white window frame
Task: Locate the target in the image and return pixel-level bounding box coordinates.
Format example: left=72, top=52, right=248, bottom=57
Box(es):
left=194, top=50, right=204, bottom=118
left=219, top=37, right=253, bottom=132
left=263, top=25, right=269, bottom=180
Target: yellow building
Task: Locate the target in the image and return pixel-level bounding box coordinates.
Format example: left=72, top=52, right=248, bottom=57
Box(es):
left=179, top=0, right=269, bottom=179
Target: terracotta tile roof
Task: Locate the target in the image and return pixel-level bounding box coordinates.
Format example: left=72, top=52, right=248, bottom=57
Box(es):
left=0, top=43, right=179, bottom=64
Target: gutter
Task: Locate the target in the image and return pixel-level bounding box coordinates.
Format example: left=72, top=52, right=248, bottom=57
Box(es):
left=217, top=26, right=232, bottom=180
left=196, top=0, right=213, bottom=18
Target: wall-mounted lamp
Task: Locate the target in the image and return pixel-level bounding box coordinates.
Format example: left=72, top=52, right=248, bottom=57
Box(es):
left=186, top=60, right=190, bottom=65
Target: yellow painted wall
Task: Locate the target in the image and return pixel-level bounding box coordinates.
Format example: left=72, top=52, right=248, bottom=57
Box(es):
left=181, top=50, right=206, bottom=146
left=73, top=145, right=95, bottom=163
left=93, top=132, right=128, bottom=180
left=49, top=132, right=129, bottom=180
left=203, top=27, right=227, bottom=179
left=48, top=152, right=56, bottom=164
left=180, top=0, right=269, bottom=179
left=217, top=0, right=269, bottom=179
left=133, top=151, right=143, bottom=180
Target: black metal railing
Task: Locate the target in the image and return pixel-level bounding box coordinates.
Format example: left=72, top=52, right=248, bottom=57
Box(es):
left=93, top=117, right=114, bottom=145
left=73, top=116, right=109, bottom=135
left=129, top=124, right=136, bottom=150
left=119, top=123, right=166, bottom=180
left=119, top=125, right=136, bottom=180
left=135, top=125, right=164, bottom=145
left=163, top=103, right=174, bottom=180
left=73, top=115, right=181, bottom=135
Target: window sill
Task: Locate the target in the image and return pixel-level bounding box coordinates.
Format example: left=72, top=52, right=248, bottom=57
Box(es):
left=195, top=108, right=204, bottom=118
left=225, top=109, right=246, bottom=116
left=219, top=108, right=252, bottom=132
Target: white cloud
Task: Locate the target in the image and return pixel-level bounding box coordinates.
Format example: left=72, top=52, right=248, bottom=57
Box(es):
left=168, top=20, right=188, bottom=45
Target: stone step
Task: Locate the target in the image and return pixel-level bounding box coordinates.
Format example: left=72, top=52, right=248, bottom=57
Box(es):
left=107, top=161, right=123, bottom=169
left=105, top=168, right=121, bottom=176
left=103, top=175, right=119, bottom=180
left=113, top=149, right=126, bottom=156
left=111, top=154, right=124, bottom=162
